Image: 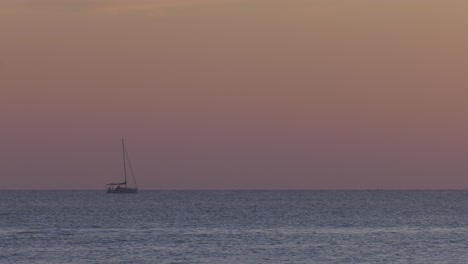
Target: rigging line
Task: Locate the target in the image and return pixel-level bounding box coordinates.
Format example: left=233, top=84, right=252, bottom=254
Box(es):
left=125, top=147, right=138, bottom=188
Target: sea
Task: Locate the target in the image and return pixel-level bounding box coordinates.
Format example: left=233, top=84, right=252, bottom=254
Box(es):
left=1, top=191, right=468, bottom=263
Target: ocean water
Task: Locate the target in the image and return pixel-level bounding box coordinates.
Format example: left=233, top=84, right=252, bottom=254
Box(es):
left=1, top=191, right=468, bottom=263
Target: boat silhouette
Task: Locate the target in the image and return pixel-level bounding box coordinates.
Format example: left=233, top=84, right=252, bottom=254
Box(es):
left=106, top=138, right=138, bottom=194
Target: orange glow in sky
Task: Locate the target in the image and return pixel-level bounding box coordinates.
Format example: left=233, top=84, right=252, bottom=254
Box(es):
left=2, top=0, right=468, bottom=189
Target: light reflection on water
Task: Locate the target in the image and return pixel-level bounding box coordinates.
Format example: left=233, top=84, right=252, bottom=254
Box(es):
left=1, top=191, right=468, bottom=263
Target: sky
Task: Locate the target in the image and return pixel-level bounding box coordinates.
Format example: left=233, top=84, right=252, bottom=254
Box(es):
left=2, top=0, right=468, bottom=190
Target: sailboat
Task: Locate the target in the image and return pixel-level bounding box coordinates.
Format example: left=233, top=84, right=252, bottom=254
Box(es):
left=106, top=139, right=138, bottom=193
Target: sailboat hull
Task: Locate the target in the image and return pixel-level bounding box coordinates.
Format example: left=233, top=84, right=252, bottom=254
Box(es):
left=107, top=187, right=138, bottom=194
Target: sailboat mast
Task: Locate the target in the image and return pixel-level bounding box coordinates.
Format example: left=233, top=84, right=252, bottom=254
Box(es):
left=122, top=138, right=127, bottom=186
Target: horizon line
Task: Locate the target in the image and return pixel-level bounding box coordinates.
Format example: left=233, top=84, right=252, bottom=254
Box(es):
left=1, top=189, right=468, bottom=191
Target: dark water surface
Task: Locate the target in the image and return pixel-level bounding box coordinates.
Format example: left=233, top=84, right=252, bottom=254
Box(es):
left=1, top=191, right=468, bottom=263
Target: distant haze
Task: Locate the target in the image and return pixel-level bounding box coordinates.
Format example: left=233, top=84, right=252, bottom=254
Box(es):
left=2, top=0, right=468, bottom=190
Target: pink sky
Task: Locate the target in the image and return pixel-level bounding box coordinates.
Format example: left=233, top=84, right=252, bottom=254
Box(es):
left=2, top=0, right=468, bottom=189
